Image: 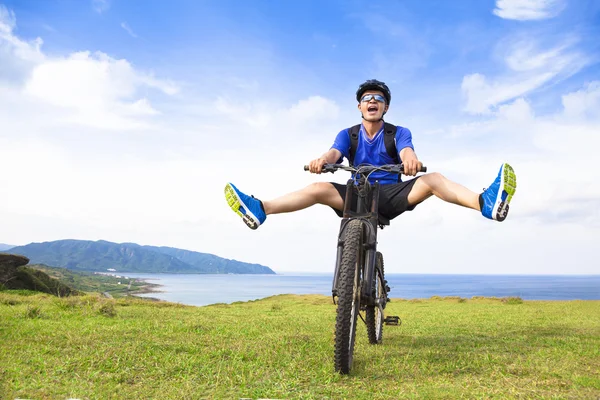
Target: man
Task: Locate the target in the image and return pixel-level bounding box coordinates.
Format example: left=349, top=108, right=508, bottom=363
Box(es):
left=224, top=79, right=517, bottom=230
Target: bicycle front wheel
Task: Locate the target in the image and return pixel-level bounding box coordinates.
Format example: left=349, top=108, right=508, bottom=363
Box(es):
left=366, top=251, right=385, bottom=344
left=334, top=219, right=363, bottom=374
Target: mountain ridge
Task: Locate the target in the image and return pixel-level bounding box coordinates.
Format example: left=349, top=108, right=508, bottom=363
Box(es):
left=8, top=239, right=275, bottom=274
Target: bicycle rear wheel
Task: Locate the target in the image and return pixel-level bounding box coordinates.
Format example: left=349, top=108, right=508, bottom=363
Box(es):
left=334, top=219, right=363, bottom=374
left=366, top=251, right=386, bottom=344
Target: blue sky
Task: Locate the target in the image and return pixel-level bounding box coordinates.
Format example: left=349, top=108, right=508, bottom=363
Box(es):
left=8, top=1, right=598, bottom=110
left=1, top=0, right=599, bottom=274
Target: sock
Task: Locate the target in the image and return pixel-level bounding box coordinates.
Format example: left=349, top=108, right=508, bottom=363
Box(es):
left=478, top=194, right=483, bottom=211
left=259, top=200, right=266, bottom=213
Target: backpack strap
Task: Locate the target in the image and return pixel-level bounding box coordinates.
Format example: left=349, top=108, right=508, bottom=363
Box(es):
left=347, top=122, right=399, bottom=166
left=383, top=122, right=399, bottom=163
left=348, top=124, right=361, bottom=166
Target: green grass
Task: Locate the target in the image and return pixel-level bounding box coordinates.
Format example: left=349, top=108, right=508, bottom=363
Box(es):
left=1, top=293, right=599, bottom=399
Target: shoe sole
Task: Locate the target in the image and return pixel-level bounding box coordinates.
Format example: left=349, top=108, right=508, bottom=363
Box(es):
left=224, top=184, right=260, bottom=230
left=493, top=163, right=517, bottom=221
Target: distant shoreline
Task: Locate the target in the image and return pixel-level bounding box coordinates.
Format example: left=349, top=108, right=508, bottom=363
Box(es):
left=130, top=278, right=164, bottom=295
left=117, top=273, right=600, bottom=307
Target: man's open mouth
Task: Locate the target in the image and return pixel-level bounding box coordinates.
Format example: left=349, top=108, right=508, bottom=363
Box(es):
left=368, top=105, right=378, bottom=112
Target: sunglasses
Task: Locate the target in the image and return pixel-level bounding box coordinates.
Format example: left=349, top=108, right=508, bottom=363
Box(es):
left=360, top=94, right=386, bottom=103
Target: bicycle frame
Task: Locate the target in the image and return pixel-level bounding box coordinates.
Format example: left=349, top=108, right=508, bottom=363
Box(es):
left=332, top=175, right=381, bottom=307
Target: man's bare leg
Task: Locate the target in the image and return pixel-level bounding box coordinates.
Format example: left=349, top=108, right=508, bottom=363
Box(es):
left=407, top=172, right=480, bottom=210
left=263, top=182, right=344, bottom=214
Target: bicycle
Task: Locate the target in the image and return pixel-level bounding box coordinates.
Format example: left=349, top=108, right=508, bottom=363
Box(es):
left=304, top=162, right=426, bottom=374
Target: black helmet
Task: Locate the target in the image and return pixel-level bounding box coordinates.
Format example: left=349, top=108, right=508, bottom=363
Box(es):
left=356, top=79, right=391, bottom=104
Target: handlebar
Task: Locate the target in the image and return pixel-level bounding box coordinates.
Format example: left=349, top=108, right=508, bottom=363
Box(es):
left=303, top=163, right=427, bottom=174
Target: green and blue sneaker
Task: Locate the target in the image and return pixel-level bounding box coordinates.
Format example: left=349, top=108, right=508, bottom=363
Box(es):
left=480, top=163, right=517, bottom=222
left=224, top=183, right=266, bottom=230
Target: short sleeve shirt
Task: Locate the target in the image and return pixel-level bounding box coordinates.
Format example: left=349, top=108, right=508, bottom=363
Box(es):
left=331, top=123, right=415, bottom=184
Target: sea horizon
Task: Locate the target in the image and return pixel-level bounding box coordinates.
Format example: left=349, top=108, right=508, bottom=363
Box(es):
left=273, top=271, right=600, bottom=276
left=121, top=272, right=600, bottom=307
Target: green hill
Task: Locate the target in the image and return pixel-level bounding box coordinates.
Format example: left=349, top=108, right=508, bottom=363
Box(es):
left=31, top=264, right=159, bottom=296
left=0, top=253, right=80, bottom=296
left=9, top=240, right=275, bottom=274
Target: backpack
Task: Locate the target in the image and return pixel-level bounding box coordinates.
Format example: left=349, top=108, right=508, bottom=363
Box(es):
left=347, top=122, right=399, bottom=166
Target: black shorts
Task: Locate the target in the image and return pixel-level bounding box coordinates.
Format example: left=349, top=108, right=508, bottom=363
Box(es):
left=330, top=177, right=421, bottom=221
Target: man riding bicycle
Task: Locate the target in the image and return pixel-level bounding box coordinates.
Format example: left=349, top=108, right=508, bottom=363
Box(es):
left=224, top=79, right=517, bottom=229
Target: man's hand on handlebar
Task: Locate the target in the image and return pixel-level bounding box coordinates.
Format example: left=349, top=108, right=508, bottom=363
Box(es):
left=402, top=159, right=424, bottom=177
left=308, top=157, right=328, bottom=174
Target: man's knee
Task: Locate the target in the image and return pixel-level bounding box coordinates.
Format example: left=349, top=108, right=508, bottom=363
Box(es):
left=420, top=172, right=445, bottom=190
left=308, top=181, right=333, bottom=196
left=307, top=182, right=340, bottom=204
left=307, top=181, right=331, bottom=191
left=409, top=173, right=445, bottom=198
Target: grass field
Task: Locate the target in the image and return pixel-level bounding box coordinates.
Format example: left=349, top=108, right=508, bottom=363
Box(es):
left=1, top=292, right=598, bottom=399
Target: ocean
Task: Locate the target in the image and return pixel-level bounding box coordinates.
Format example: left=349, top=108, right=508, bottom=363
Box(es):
left=122, top=273, right=600, bottom=307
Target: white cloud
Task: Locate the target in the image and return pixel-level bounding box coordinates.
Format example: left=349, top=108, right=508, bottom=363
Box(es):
left=496, top=97, right=534, bottom=121
left=92, top=0, right=110, bottom=14
left=0, top=5, right=44, bottom=83
left=0, top=4, right=15, bottom=32
left=437, top=84, right=600, bottom=229
left=461, top=38, right=588, bottom=114
left=493, top=0, right=565, bottom=20
left=213, top=95, right=340, bottom=133
left=23, top=51, right=177, bottom=129
left=120, top=22, right=138, bottom=38
left=0, top=8, right=178, bottom=131
left=286, top=96, right=340, bottom=123
left=504, top=40, right=576, bottom=72
left=461, top=72, right=552, bottom=114
left=561, top=81, right=600, bottom=120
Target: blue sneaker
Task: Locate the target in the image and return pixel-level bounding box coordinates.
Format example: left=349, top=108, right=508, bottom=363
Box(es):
left=224, top=183, right=266, bottom=230
left=481, top=163, right=517, bottom=221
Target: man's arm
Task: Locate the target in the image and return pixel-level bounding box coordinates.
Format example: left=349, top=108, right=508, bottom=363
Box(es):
left=399, top=147, right=423, bottom=176
left=308, top=148, right=343, bottom=174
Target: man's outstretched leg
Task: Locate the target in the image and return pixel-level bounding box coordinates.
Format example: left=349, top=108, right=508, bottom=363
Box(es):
left=224, top=182, right=343, bottom=230
left=407, top=163, right=517, bottom=221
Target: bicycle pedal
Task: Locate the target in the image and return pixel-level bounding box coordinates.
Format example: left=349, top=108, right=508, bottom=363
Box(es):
left=384, top=316, right=401, bottom=326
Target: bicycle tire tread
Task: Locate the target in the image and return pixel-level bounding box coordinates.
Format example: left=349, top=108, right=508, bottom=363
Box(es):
left=366, top=251, right=385, bottom=344
left=334, top=219, right=363, bottom=374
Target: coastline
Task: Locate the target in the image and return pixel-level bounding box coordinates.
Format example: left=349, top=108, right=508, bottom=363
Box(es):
left=128, top=278, right=164, bottom=297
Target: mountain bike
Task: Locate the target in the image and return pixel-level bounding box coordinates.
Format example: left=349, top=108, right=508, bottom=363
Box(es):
left=304, top=163, right=426, bottom=374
